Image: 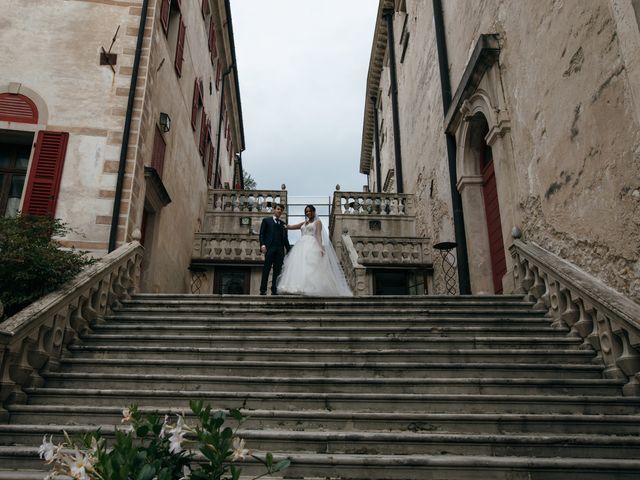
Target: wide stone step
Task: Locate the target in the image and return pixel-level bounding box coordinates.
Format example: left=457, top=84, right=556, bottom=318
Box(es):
left=2, top=446, right=640, bottom=479
left=2, top=424, right=640, bottom=459
left=114, top=306, right=546, bottom=318
left=67, top=344, right=598, bottom=363
left=92, top=323, right=568, bottom=337
left=55, top=358, right=606, bottom=379
left=126, top=294, right=531, bottom=307
left=40, top=372, right=623, bottom=396
left=104, top=313, right=555, bottom=328
left=77, top=333, right=583, bottom=350
left=9, top=405, right=640, bottom=435
left=23, top=388, right=640, bottom=414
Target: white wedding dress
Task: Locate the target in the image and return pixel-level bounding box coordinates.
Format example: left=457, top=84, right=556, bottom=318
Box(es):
left=277, top=220, right=353, bottom=296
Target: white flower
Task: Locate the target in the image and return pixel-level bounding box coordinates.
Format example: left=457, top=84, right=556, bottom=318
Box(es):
left=121, top=407, right=132, bottom=423
left=231, top=437, right=250, bottom=462
left=38, top=435, right=57, bottom=463
left=65, top=450, right=94, bottom=480
left=178, top=465, right=191, bottom=480
left=160, top=414, right=169, bottom=439
left=167, top=415, right=186, bottom=454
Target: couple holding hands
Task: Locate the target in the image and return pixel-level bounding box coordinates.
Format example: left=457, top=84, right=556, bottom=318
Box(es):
left=259, top=204, right=352, bottom=297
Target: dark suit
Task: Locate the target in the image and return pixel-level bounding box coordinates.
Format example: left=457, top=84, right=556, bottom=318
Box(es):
left=259, top=216, right=291, bottom=294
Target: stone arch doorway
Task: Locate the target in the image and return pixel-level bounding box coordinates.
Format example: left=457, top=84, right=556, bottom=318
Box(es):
left=471, top=113, right=506, bottom=293
left=456, top=107, right=508, bottom=294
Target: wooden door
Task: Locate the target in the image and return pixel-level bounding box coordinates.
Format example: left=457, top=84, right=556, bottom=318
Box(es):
left=480, top=149, right=506, bottom=294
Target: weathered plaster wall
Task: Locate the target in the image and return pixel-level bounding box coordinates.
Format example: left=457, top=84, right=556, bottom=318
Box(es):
left=0, top=0, right=141, bottom=251
left=443, top=0, right=640, bottom=300
left=365, top=0, right=640, bottom=299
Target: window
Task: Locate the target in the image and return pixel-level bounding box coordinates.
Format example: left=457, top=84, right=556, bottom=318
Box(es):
left=373, top=270, right=408, bottom=295
left=199, top=110, right=208, bottom=157
left=162, top=0, right=186, bottom=77
left=215, top=60, right=222, bottom=90
left=0, top=142, right=30, bottom=217
left=22, top=131, right=69, bottom=217
left=201, top=0, right=210, bottom=17
left=208, top=16, right=218, bottom=64
left=214, top=267, right=250, bottom=294
left=191, top=78, right=203, bottom=130
left=206, top=140, right=215, bottom=185
left=151, top=127, right=166, bottom=178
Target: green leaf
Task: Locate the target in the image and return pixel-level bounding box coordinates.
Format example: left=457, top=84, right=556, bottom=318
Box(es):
left=136, top=464, right=156, bottom=480
left=273, top=459, right=291, bottom=472
left=136, top=425, right=150, bottom=437
left=266, top=452, right=273, bottom=467
left=228, top=408, right=245, bottom=423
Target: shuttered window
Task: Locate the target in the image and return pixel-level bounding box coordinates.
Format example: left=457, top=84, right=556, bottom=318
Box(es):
left=22, top=131, right=68, bottom=217
left=199, top=111, right=208, bottom=157
left=174, top=16, right=186, bottom=76
left=208, top=17, right=217, bottom=63
left=201, top=0, right=210, bottom=17
left=206, top=140, right=214, bottom=185
left=160, top=0, right=171, bottom=34
left=215, top=61, right=221, bottom=90
left=191, top=78, right=202, bottom=130
left=0, top=93, right=39, bottom=124
left=151, top=127, right=166, bottom=178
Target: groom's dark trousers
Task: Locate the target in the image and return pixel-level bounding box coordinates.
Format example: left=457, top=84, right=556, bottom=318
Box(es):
left=259, top=217, right=291, bottom=295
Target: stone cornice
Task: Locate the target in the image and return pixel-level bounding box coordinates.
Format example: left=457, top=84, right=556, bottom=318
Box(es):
left=359, top=0, right=395, bottom=175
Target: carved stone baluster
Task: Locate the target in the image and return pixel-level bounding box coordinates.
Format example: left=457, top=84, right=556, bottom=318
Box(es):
left=214, top=194, right=222, bottom=211
left=26, top=323, right=52, bottom=388
left=510, top=252, right=527, bottom=295
left=611, top=321, right=640, bottom=395
left=559, top=288, right=579, bottom=330
left=390, top=198, right=399, bottom=215
left=45, top=313, right=67, bottom=372
left=592, top=311, right=626, bottom=379
left=529, top=267, right=547, bottom=310
left=7, top=337, right=36, bottom=404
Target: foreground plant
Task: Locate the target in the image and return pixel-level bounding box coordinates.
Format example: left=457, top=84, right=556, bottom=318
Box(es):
left=41, top=402, right=290, bottom=480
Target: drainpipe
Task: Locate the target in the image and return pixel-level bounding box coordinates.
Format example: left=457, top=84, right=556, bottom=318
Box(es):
left=432, top=0, right=471, bottom=294
left=214, top=65, right=233, bottom=188
left=382, top=8, right=404, bottom=194
left=108, top=0, right=149, bottom=252
left=371, top=96, right=383, bottom=193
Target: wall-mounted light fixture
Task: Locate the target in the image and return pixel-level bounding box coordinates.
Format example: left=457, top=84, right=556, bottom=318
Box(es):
left=240, top=216, right=251, bottom=227
left=159, top=112, right=171, bottom=133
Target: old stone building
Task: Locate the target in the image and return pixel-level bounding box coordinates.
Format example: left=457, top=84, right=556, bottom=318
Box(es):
left=0, top=0, right=245, bottom=293
left=360, top=0, right=640, bottom=300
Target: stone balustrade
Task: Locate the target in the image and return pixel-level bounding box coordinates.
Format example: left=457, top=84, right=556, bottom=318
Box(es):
left=332, top=191, right=414, bottom=216
left=510, top=239, right=640, bottom=396
left=0, top=242, right=143, bottom=414
left=193, top=233, right=262, bottom=263
left=339, top=235, right=368, bottom=296
left=350, top=236, right=432, bottom=266
left=207, top=189, right=287, bottom=214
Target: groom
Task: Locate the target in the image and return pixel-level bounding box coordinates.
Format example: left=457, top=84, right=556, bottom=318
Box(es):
left=259, top=203, right=291, bottom=295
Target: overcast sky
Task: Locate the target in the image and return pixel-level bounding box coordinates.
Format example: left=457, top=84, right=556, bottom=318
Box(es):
left=230, top=0, right=378, bottom=198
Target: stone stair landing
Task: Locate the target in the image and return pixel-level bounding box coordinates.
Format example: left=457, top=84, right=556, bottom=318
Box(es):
left=1, top=294, right=640, bottom=479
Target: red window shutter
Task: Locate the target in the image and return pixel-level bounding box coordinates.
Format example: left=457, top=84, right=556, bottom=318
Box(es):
left=208, top=17, right=217, bottom=62
left=199, top=111, right=207, bottom=157
left=174, top=0, right=182, bottom=12
left=201, top=0, right=210, bottom=17
left=174, top=16, right=186, bottom=77
left=151, top=127, right=167, bottom=178
left=22, top=131, right=69, bottom=217
left=191, top=78, right=201, bottom=130
left=0, top=93, right=39, bottom=124
left=215, top=61, right=221, bottom=90
left=207, top=147, right=214, bottom=185
left=160, top=0, right=170, bottom=34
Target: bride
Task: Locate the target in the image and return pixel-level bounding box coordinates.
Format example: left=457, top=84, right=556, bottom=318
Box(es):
left=277, top=205, right=353, bottom=296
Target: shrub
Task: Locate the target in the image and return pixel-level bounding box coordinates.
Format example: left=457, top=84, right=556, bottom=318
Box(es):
left=0, top=214, right=94, bottom=320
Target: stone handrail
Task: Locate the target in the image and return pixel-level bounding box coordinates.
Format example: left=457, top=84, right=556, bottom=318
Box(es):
left=193, top=233, right=262, bottom=263
left=207, top=189, right=287, bottom=214
left=510, top=239, right=640, bottom=396
left=0, top=242, right=144, bottom=411
left=332, top=191, right=414, bottom=216
left=339, top=234, right=368, bottom=296
left=350, top=236, right=432, bottom=267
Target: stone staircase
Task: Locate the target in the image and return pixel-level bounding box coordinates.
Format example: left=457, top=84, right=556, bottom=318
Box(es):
left=1, top=294, right=640, bottom=479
